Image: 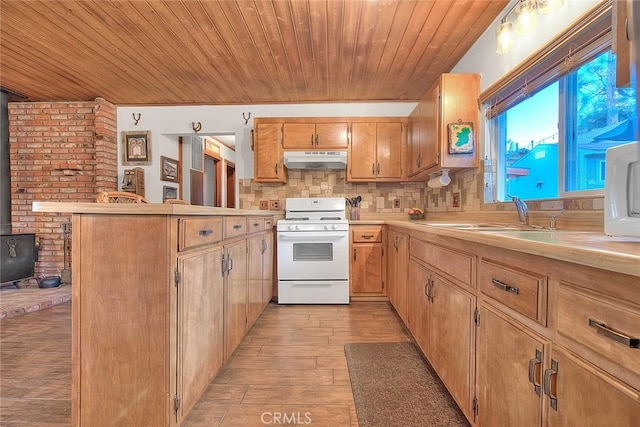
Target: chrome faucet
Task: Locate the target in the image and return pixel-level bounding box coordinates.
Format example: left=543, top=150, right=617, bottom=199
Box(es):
left=511, top=196, right=529, bottom=226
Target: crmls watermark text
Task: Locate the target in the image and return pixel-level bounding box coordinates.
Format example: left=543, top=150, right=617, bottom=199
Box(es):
left=261, top=411, right=312, bottom=425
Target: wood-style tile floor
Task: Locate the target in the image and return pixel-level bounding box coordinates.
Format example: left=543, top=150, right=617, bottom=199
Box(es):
left=0, top=301, right=412, bottom=426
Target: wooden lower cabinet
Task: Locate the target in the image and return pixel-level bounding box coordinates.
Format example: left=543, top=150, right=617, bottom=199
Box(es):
left=477, top=304, right=547, bottom=427
left=224, top=238, right=248, bottom=361
left=408, top=259, right=431, bottom=355
left=247, top=231, right=273, bottom=328
left=350, top=225, right=385, bottom=297
left=69, top=212, right=273, bottom=426
left=545, top=346, right=640, bottom=426
left=408, top=257, right=476, bottom=421
left=177, top=245, right=224, bottom=420
left=387, top=229, right=409, bottom=324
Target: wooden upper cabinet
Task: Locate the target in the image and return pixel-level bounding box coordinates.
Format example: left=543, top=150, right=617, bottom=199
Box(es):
left=253, top=120, right=285, bottom=183
left=282, top=119, right=348, bottom=149
left=348, top=118, right=405, bottom=182
left=407, top=73, right=480, bottom=181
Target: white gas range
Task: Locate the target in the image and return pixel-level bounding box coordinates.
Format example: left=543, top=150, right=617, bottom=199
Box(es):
left=276, top=197, right=350, bottom=304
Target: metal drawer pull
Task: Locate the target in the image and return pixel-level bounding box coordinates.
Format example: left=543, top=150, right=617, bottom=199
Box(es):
left=491, top=278, right=520, bottom=295
left=528, top=349, right=542, bottom=396
left=543, top=359, right=558, bottom=411
left=199, top=229, right=213, bottom=236
left=361, top=234, right=374, bottom=239
left=233, top=224, right=242, bottom=229
left=588, top=318, right=640, bottom=348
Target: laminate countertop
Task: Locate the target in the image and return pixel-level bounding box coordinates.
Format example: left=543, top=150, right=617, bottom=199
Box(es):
left=355, top=219, right=640, bottom=278
left=32, top=201, right=284, bottom=217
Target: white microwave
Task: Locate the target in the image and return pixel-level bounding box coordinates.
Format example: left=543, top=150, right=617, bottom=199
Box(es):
left=604, top=141, right=640, bottom=237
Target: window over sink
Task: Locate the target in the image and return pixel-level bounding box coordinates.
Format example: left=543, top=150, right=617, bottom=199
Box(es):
left=481, top=3, right=637, bottom=203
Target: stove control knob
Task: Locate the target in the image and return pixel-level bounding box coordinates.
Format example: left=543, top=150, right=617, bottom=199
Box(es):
left=289, top=225, right=300, bottom=231
left=325, top=224, right=336, bottom=230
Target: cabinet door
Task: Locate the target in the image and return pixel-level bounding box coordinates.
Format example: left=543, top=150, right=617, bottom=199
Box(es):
left=408, top=259, right=431, bottom=356
left=407, top=104, right=422, bottom=177
left=261, top=232, right=274, bottom=306
left=224, top=239, right=248, bottom=360
left=376, top=122, right=403, bottom=179
left=254, top=122, right=285, bottom=182
left=315, top=122, right=348, bottom=148
left=545, top=346, right=640, bottom=427
left=283, top=123, right=315, bottom=149
left=350, top=243, right=383, bottom=295
left=178, top=245, right=224, bottom=420
left=349, top=122, right=377, bottom=180
left=477, top=304, right=546, bottom=427
left=387, top=230, right=409, bottom=325
left=420, top=83, right=439, bottom=171
left=429, top=273, right=475, bottom=419
left=247, top=234, right=264, bottom=328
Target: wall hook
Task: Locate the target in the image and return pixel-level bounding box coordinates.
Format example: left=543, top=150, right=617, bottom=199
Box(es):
left=242, top=112, right=251, bottom=125
left=192, top=121, right=202, bottom=133
left=132, top=113, right=141, bottom=125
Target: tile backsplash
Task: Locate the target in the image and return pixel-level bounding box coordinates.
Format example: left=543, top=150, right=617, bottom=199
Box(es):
left=240, top=170, right=427, bottom=212
left=240, top=166, right=604, bottom=214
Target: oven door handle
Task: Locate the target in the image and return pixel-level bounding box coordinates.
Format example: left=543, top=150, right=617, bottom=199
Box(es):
left=278, top=232, right=347, bottom=240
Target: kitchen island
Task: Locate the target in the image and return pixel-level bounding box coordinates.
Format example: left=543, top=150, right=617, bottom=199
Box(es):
left=32, top=202, right=280, bottom=427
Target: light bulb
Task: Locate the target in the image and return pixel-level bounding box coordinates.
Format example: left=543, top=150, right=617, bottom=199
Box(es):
left=496, top=21, right=515, bottom=54
left=516, top=0, right=537, bottom=36
left=537, top=0, right=563, bottom=14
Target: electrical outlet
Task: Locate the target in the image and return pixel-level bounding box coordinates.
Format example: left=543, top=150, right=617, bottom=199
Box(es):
left=452, top=192, right=461, bottom=208
left=393, top=199, right=401, bottom=209
left=259, top=200, right=268, bottom=210
left=269, top=200, right=281, bottom=210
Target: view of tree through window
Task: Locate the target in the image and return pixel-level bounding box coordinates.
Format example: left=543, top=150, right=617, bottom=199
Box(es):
left=497, top=50, right=637, bottom=201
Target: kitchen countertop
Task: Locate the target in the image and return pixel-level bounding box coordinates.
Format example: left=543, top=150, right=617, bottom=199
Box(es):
left=352, top=217, right=639, bottom=277
left=32, top=203, right=638, bottom=277
left=32, top=201, right=284, bottom=217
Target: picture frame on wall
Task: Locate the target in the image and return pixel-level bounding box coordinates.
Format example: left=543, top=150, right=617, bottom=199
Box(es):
left=122, top=131, right=152, bottom=165
left=160, top=156, right=180, bottom=183
left=162, top=185, right=178, bottom=202
left=447, top=121, right=475, bottom=154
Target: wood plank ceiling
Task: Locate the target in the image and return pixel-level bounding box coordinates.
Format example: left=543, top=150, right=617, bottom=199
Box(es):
left=0, top=0, right=508, bottom=105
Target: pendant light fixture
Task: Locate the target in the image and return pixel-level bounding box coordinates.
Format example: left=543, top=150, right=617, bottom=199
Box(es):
left=496, top=21, right=516, bottom=54
left=516, top=0, right=538, bottom=36
left=537, top=0, right=564, bottom=14
left=495, top=0, right=564, bottom=54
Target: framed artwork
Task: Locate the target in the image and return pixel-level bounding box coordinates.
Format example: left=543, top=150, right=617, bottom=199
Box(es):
left=447, top=121, right=475, bottom=154
left=162, top=185, right=178, bottom=202
left=160, top=156, right=180, bottom=183
left=122, top=131, right=151, bottom=165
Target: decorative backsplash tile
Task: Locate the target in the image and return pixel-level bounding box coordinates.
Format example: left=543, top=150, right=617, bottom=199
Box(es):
left=240, top=166, right=604, bottom=214
left=240, top=170, right=427, bottom=212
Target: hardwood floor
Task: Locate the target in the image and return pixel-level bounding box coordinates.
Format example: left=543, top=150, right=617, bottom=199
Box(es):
left=0, top=301, right=412, bottom=426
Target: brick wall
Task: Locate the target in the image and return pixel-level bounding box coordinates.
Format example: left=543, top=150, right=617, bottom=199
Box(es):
left=8, top=98, right=117, bottom=279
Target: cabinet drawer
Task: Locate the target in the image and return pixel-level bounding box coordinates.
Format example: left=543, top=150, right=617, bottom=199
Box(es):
left=410, top=238, right=475, bottom=287
left=558, top=282, right=640, bottom=377
left=179, top=217, right=223, bottom=251
left=247, top=217, right=264, bottom=234
left=479, top=259, right=547, bottom=325
left=263, top=217, right=273, bottom=230
left=224, top=217, right=247, bottom=239
left=351, top=227, right=382, bottom=243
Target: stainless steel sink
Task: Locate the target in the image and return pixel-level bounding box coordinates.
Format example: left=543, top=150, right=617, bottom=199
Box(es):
left=417, top=222, right=551, bottom=232
left=418, top=222, right=522, bottom=231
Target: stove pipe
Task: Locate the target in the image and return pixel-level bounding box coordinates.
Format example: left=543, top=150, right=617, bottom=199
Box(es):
left=1, top=90, right=11, bottom=235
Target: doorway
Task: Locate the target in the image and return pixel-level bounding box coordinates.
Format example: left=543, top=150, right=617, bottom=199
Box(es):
left=226, top=161, right=236, bottom=208
left=204, top=152, right=222, bottom=207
